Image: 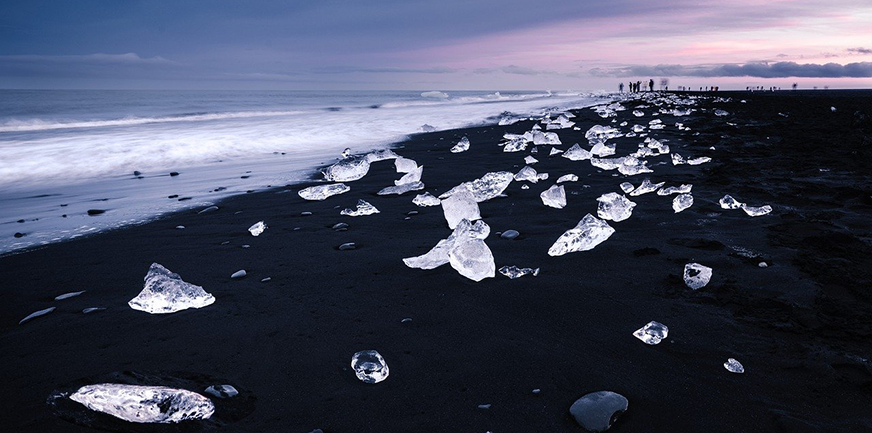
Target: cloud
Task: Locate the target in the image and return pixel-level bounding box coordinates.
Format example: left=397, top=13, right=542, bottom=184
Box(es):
left=0, top=53, right=178, bottom=80
left=589, top=62, right=872, bottom=78
left=848, top=47, right=872, bottom=54
left=313, top=66, right=458, bottom=74
left=472, top=65, right=556, bottom=75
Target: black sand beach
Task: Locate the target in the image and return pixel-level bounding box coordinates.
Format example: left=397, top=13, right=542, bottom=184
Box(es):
left=2, top=91, right=871, bottom=432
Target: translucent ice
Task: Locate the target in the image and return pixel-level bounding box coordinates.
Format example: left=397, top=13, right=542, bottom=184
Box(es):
left=19, top=307, right=55, bottom=325
left=619, top=182, right=634, bottom=193
left=448, top=238, right=495, bottom=281
left=549, top=147, right=563, bottom=156
left=394, top=165, right=423, bottom=185
left=537, top=173, right=549, bottom=181
left=687, top=156, right=711, bottom=165
left=323, top=158, right=370, bottom=182
left=531, top=131, right=561, bottom=145
left=403, top=219, right=490, bottom=270
left=585, top=125, right=619, bottom=141
left=299, top=183, right=350, bottom=201
left=441, top=188, right=481, bottom=229
left=377, top=181, right=424, bottom=195
left=633, top=321, right=668, bottom=345
left=590, top=141, right=616, bottom=157
left=395, top=156, right=418, bottom=173
left=439, top=171, right=513, bottom=202
left=341, top=148, right=351, bottom=159
left=617, top=157, right=653, bottom=176
left=671, top=153, right=686, bottom=165
left=570, top=391, right=628, bottom=432
left=719, top=194, right=744, bottom=209
left=657, top=184, right=692, bottom=196
left=633, top=110, right=644, bottom=117
left=341, top=199, right=380, bottom=216
left=524, top=155, right=538, bottom=164
left=499, top=265, right=540, bottom=279
left=672, top=194, right=693, bottom=213
left=714, top=109, right=729, bottom=117
left=69, top=384, right=215, bottom=424
left=540, top=185, right=567, bottom=209
left=683, top=263, right=712, bottom=290
left=450, top=136, right=470, bottom=153
left=364, top=149, right=399, bottom=162
left=632, top=124, right=645, bottom=133
left=556, top=174, right=578, bottom=183
left=514, top=166, right=539, bottom=183
left=596, top=193, right=636, bottom=222
left=503, top=138, right=527, bottom=152
left=128, top=263, right=215, bottom=314
left=204, top=384, right=238, bottom=399
left=351, top=350, right=390, bottom=383
left=413, top=192, right=441, bottom=207
left=741, top=204, right=772, bottom=217
left=562, top=143, right=592, bottom=161
left=548, top=214, right=615, bottom=256
left=248, top=221, right=266, bottom=236
left=724, top=358, right=745, bottom=373
left=629, top=179, right=665, bottom=196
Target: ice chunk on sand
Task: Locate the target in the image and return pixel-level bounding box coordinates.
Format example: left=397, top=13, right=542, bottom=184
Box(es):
left=619, top=182, right=634, bottom=193
left=672, top=193, right=693, bottom=213
left=364, top=149, right=399, bottom=162
left=341, top=199, right=380, bottom=216
left=351, top=350, right=390, bottom=383
left=570, top=391, right=628, bottom=432
left=69, top=384, right=215, bottom=424
left=503, top=138, right=527, bottom=152
left=562, top=143, right=592, bottom=161
left=629, top=179, right=665, bottom=196
left=403, top=219, right=490, bottom=270
left=617, top=157, right=653, bottom=176
left=448, top=237, right=495, bottom=281
left=633, top=110, right=644, bottom=117
left=557, top=174, right=578, bottom=183
left=299, top=183, right=350, bottom=201
left=671, top=153, right=686, bottom=165
left=648, top=119, right=664, bottom=130
left=55, top=290, right=86, bottom=301
left=514, top=166, right=539, bottom=183
left=549, top=147, right=563, bottom=156
left=683, top=263, right=712, bottom=290
left=596, top=193, right=636, bottom=222
left=632, top=124, right=645, bottom=133
left=204, top=384, right=238, bottom=399
left=499, top=265, right=540, bottom=279
left=585, top=125, right=620, bottom=141
left=724, top=358, right=745, bottom=373
left=719, top=194, right=745, bottom=209
left=128, top=264, right=215, bottom=314
left=248, top=221, right=267, bottom=236
left=530, top=131, right=561, bottom=145
left=441, top=188, right=481, bottom=229
left=395, top=165, right=423, bottom=185
left=524, top=155, right=538, bottom=164
left=714, top=109, right=729, bottom=117
left=548, top=214, right=615, bottom=256
left=590, top=141, right=616, bottom=157
left=657, top=184, right=692, bottom=196
left=19, top=307, right=55, bottom=325
left=378, top=181, right=424, bottom=195
left=323, top=157, right=370, bottom=182
left=687, top=156, right=711, bottom=165
left=741, top=204, right=772, bottom=217
left=439, top=171, right=513, bottom=202
left=633, top=321, right=668, bottom=345
left=341, top=148, right=351, bottom=159
left=395, top=156, right=418, bottom=173
left=537, top=173, right=549, bottom=181
left=540, top=185, right=567, bottom=209
left=450, top=136, right=470, bottom=153
left=413, top=192, right=441, bottom=207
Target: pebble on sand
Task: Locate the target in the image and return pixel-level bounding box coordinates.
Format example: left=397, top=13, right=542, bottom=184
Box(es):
left=569, top=391, right=628, bottom=432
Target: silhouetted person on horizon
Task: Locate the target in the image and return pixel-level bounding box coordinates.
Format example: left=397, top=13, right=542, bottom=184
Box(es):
left=648, top=79, right=654, bottom=91
left=619, top=83, right=624, bottom=93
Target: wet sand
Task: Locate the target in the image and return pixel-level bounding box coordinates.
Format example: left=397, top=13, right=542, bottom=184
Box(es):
left=1, top=90, right=871, bottom=432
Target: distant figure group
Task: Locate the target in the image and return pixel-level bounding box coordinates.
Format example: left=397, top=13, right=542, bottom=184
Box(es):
left=621, top=79, right=656, bottom=93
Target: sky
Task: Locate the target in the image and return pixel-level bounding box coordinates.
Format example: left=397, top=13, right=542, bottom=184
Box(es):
left=2, top=0, right=872, bottom=90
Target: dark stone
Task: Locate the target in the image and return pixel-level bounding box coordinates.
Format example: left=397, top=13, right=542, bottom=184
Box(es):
left=169, top=172, right=180, bottom=176
left=14, top=232, right=25, bottom=238
left=87, top=209, right=106, bottom=216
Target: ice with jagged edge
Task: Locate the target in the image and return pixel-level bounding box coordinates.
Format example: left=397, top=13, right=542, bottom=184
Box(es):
left=503, top=138, right=527, bottom=152
left=546, top=114, right=575, bottom=129
left=451, top=136, right=470, bottom=153
left=562, top=143, right=592, bottom=161
left=378, top=181, right=424, bottom=195
left=449, top=236, right=495, bottom=281
left=525, top=130, right=561, bottom=145
left=719, top=194, right=745, bottom=209
left=548, top=214, right=615, bottom=256
left=633, top=110, right=644, bottom=117
left=626, top=178, right=663, bottom=196
left=323, top=158, right=370, bottom=182
left=590, top=141, right=616, bottom=157
left=741, top=204, right=772, bottom=217
left=619, top=182, right=634, bottom=193
left=413, top=192, right=441, bottom=207
left=352, top=350, right=390, bottom=383
left=364, top=149, right=400, bottom=162
left=248, top=221, right=267, bottom=236
left=439, top=171, right=513, bottom=202
left=648, top=119, right=664, bottom=130
left=128, top=263, right=215, bottom=314
left=540, top=185, right=566, bottom=209
left=724, top=358, right=745, bottom=373
left=549, top=147, right=563, bottom=156
left=657, top=184, right=692, bottom=196
left=341, top=199, right=380, bottom=216
left=299, top=183, right=350, bottom=200
left=633, top=321, right=668, bottom=345
left=395, top=165, right=423, bottom=185
left=441, top=188, right=481, bottom=229
left=514, top=166, right=539, bottom=183
left=684, top=263, right=712, bottom=289
left=597, top=193, right=636, bottom=222
left=403, top=219, right=490, bottom=269
left=499, top=265, right=540, bottom=279
left=69, top=384, right=215, bottom=424
left=617, top=156, right=653, bottom=176
left=556, top=174, right=578, bottom=183
left=395, top=156, right=418, bottom=173
left=341, top=147, right=351, bottom=159
left=524, top=155, right=538, bottom=164
left=714, top=109, right=729, bottom=117
left=672, top=193, right=694, bottom=213
left=673, top=153, right=710, bottom=165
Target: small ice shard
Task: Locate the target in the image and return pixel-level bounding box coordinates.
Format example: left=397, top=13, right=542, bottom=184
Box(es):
left=537, top=173, right=549, bottom=181
left=478, top=404, right=492, bottom=409
left=448, top=237, right=495, bottom=281
left=503, top=137, right=528, bottom=152
left=499, top=265, right=540, bottom=279
left=584, top=125, right=620, bottom=141
left=204, top=384, right=238, bottom=399
left=633, top=110, right=644, bottom=117
left=450, top=136, right=470, bottom=153
left=672, top=193, right=693, bottom=213
left=562, top=143, right=592, bottom=161
left=531, top=131, right=561, bottom=145
left=719, top=194, right=745, bottom=209
left=628, top=179, right=665, bottom=196
left=596, top=193, right=636, bottom=222
left=524, top=155, right=538, bottom=164
left=394, top=165, right=423, bottom=185
left=648, top=119, right=665, bottom=130
left=420, top=124, right=436, bottom=132
left=570, top=391, right=628, bottom=432
left=831, top=106, right=836, bottom=112
left=231, top=270, right=247, bottom=279
left=128, top=264, right=215, bottom=314
left=19, top=307, right=55, bottom=325
left=248, top=221, right=267, bottom=236
left=82, top=307, right=105, bottom=314
left=548, top=214, right=615, bottom=256
left=413, top=192, right=441, bottom=207
left=341, top=199, right=380, bottom=216
left=657, top=184, right=692, bottom=196
left=333, top=222, right=349, bottom=230
left=557, top=174, right=578, bottom=183
left=197, top=206, right=219, bottom=214
left=365, top=149, right=399, bottom=162
left=671, top=153, right=686, bottom=165
left=69, top=384, right=215, bottom=424
left=500, top=230, right=519, bottom=240
left=441, top=188, right=481, bottom=229
left=684, top=263, right=712, bottom=290
left=351, top=350, right=390, bottom=384
left=514, top=166, right=539, bottom=183
left=724, top=358, right=745, bottom=373
left=590, top=141, right=616, bottom=157
left=633, top=321, right=668, bottom=345
left=395, top=156, right=418, bottom=173
left=632, top=124, right=645, bottom=133
left=619, top=182, right=634, bottom=193
left=549, top=147, right=563, bottom=156
left=439, top=171, right=513, bottom=202
left=521, top=184, right=530, bottom=190
left=403, top=219, right=490, bottom=270
left=714, top=109, right=729, bottom=116
left=341, top=147, right=351, bottom=159
left=530, top=146, right=538, bottom=154
left=299, top=183, right=350, bottom=201
left=55, top=290, right=86, bottom=301
left=339, top=242, right=356, bottom=250
left=687, top=156, right=711, bottom=165
left=176, top=225, right=185, bottom=229
left=378, top=181, right=424, bottom=195
left=741, top=204, right=772, bottom=217
left=540, top=185, right=567, bottom=209
left=323, top=158, right=370, bottom=182
left=758, top=262, right=768, bottom=268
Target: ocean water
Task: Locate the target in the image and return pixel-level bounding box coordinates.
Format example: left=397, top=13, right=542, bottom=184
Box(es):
left=0, top=90, right=603, bottom=254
